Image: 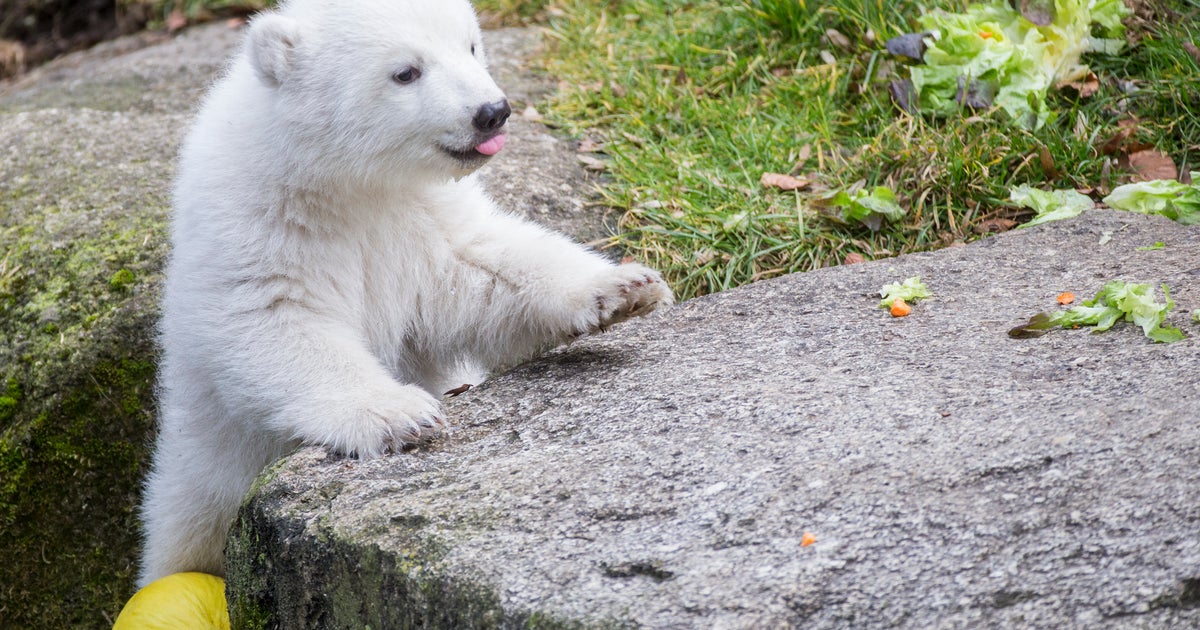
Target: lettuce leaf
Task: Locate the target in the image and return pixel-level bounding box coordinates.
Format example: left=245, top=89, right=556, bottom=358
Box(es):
left=813, top=186, right=906, bottom=231
left=909, top=0, right=1130, bottom=129
left=1010, top=184, right=1096, bottom=227
left=1102, top=177, right=1200, bottom=225
left=1012, top=177, right=1200, bottom=228
left=1009, top=281, right=1185, bottom=343
left=879, top=276, right=933, bottom=308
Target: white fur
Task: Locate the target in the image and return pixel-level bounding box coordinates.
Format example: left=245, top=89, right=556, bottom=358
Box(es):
left=139, top=0, right=672, bottom=586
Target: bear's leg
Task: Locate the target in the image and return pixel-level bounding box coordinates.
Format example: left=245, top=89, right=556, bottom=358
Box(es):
left=443, top=208, right=673, bottom=365
left=138, top=403, right=281, bottom=586
left=198, top=308, right=446, bottom=458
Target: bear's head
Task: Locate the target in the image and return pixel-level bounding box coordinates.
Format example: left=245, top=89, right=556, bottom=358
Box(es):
left=245, top=0, right=510, bottom=185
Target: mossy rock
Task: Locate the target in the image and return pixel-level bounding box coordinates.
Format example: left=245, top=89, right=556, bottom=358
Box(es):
left=0, top=108, right=170, bottom=626
left=0, top=23, right=238, bottom=626
left=227, top=458, right=588, bottom=629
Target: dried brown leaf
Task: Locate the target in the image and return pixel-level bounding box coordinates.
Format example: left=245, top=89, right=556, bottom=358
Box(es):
left=974, top=218, right=1018, bottom=234
left=842, top=252, right=865, bottom=265
left=1037, top=146, right=1061, bottom=179
left=577, top=137, right=602, bottom=153
left=577, top=154, right=608, bottom=171
left=795, top=144, right=812, bottom=165
left=759, top=172, right=811, bottom=191
left=1099, top=130, right=1132, bottom=155
left=1057, top=70, right=1099, bottom=98
left=1183, top=41, right=1200, bottom=66
left=885, top=33, right=929, bottom=61
left=166, top=10, right=188, bottom=33
left=889, top=79, right=917, bottom=113
left=825, top=29, right=851, bottom=50
left=621, top=131, right=646, bottom=147
left=956, top=76, right=995, bottom=109
left=1126, top=149, right=1177, bottom=182
left=1098, top=118, right=1143, bottom=155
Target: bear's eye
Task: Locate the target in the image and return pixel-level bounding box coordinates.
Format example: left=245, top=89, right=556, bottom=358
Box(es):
left=391, top=67, right=421, bottom=85
left=470, top=44, right=476, bottom=56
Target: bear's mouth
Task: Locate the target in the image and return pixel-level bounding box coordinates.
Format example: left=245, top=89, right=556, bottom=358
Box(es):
left=441, top=132, right=506, bottom=163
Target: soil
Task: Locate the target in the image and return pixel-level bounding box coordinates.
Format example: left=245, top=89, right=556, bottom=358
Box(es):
left=0, top=0, right=154, bottom=75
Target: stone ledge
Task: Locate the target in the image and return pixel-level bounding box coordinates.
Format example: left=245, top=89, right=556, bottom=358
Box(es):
left=228, top=210, right=1200, bottom=628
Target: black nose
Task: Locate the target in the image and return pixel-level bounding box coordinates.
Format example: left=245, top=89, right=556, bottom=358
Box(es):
left=473, top=99, right=511, bottom=132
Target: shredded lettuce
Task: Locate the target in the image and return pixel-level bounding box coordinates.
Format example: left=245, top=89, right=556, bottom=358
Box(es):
left=879, top=276, right=932, bottom=309
left=1009, top=280, right=1185, bottom=343
left=909, top=0, right=1131, bottom=129
left=813, top=186, right=906, bottom=231
left=1013, top=176, right=1200, bottom=227
left=1102, top=176, right=1200, bottom=225
left=1011, top=184, right=1096, bottom=227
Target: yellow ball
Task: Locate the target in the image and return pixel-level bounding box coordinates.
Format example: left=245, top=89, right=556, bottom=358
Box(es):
left=113, top=572, right=230, bottom=630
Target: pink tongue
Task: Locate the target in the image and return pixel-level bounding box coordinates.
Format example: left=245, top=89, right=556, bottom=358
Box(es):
left=475, top=134, right=506, bottom=156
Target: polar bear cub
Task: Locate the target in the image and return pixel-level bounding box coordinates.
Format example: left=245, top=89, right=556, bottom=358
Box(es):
left=139, top=0, right=672, bottom=586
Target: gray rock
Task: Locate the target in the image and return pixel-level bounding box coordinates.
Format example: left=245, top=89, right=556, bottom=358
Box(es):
left=228, top=210, right=1200, bottom=629
left=0, top=26, right=240, bottom=114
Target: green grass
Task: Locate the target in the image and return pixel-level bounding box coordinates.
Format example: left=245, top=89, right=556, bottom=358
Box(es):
left=477, top=0, right=1199, bottom=300
left=119, top=0, right=271, bottom=20
left=475, top=0, right=552, bottom=26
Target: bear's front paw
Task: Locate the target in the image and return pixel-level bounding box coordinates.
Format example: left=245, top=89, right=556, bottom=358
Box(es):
left=583, top=263, right=673, bottom=333
left=320, top=383, right=445, bottom=459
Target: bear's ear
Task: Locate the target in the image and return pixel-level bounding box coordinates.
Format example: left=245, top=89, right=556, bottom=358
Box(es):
left=247, top=13, right=303, bottom=87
